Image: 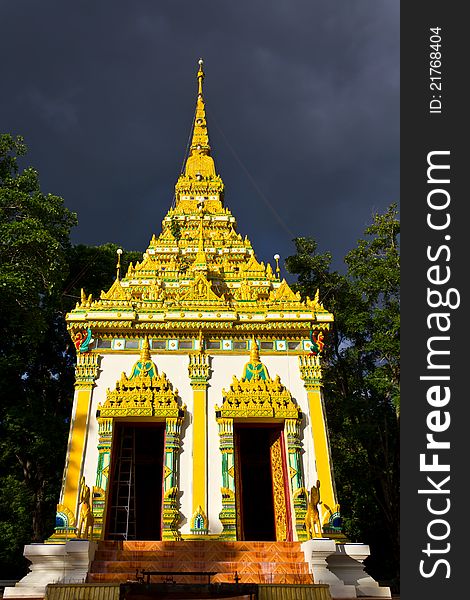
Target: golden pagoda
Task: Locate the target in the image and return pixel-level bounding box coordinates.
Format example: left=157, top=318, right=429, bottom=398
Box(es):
left=5, top=60, right=391, bottom=600
left=58, top=58, right=336, bottom=543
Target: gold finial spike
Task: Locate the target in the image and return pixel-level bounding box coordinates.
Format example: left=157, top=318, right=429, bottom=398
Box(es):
left=274, top=254, right=281, bottom=279
left=140, top=336, right=151, bottom=361
left=250, top=337, right=260, bottom=363
left=116, top=248, right=123, bottom=280
left=189, top=60, right=210, bottom=152
left=197, top=58, right=204, bottom=96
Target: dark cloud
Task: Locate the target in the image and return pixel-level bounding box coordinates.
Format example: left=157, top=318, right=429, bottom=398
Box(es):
left=1, top=0, right=399, bottom=273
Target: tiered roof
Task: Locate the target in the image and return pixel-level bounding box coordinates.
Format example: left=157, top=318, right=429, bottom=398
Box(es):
left=67, top=60, right=333, bottom=341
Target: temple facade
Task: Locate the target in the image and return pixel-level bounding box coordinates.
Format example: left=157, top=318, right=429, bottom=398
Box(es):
left=5, top=60, right=391, bottom=600
left=52, top=59, right=339, bottom=545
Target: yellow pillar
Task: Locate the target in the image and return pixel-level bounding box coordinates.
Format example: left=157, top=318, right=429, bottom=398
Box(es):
left=60, top=353, right=100, bottom=527
left=188, top=349, right=210, bottom=534
left=299, top=354, right=338, bottom=527
left=191, top=384, right=208, bottom=509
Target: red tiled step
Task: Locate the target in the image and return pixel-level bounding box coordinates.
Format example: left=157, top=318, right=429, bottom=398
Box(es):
left=88, top=540, right=313, bottom=586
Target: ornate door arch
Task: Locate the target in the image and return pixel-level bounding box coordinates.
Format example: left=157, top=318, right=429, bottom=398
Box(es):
left=215, top=341, right=308, bottom=541
left=93, top=338, right=185, bottom=540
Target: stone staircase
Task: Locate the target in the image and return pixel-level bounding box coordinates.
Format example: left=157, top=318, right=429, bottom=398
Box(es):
left=87, top=540, right=314, bottom=585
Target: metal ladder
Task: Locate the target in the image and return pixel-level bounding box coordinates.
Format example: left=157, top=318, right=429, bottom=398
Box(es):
left=109, top=427, right=137, bottom=540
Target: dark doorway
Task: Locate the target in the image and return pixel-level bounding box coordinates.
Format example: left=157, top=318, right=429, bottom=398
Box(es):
left=107, top=423, right=164, bottom=540
left=235, top=425, right=281, bottom=541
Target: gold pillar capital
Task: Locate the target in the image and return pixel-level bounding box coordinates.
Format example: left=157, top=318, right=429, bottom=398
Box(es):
left=74, top=352, right=101, bottom=389
left=188, top=350, right=211, bottom=385
left=298, top=354, right=323, bottom=390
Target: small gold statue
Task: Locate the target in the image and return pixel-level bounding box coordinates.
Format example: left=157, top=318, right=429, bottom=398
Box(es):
left=305, top=480, right=323, bottom=538
left=76, top=476, right=94, bottom=539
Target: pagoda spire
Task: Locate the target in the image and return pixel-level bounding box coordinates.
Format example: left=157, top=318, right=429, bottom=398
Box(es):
left=175, top=59, right=224, bottom=203
left=183, top=58, right=214, bottom=178
left=190, top=59, right=210, bottom=154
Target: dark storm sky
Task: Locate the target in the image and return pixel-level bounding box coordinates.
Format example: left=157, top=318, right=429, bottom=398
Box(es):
left=1, top=0, right=399, bottom=274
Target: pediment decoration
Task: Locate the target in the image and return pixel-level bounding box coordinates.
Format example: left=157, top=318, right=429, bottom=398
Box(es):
left=100, top=278, right=131, bottom=302
left=180, top=272, right=225, bottom=304
left=270, top=279, right=301, bottom=303
left=215, top=341, right=300, bottom=420
left=98, top=338, right=184, bottom=418
left=241, top=254, right=265, bottom=276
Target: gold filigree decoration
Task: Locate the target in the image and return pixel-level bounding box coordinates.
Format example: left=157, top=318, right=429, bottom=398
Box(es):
left=98, top=341, right=184, bottom=418
left=221, top=487, right=235, bottom=501
left=216, top=376, right=300, bottom=418
left=234, top=279, right=256, bottom=301
left=305, top=289, right=325, bottom=310
left=216, top=347, right=300, bottom=419
left=241, top=254, right=265, bottom=275
left=188, top=350, right=211, bottom=383
left=190, top=505, right=209, bottom=533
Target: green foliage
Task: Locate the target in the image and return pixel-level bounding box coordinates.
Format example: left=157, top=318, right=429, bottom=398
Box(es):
left=0, top=477, right=32, bottom=578
left=0, top=135, right=77, bottom=344
left=286, top=204, right=400, bottom=589
left=0, top=134, right=78, bottom=577
left=63, top=243, right=142, bottom=311
left=0, top=135, right=142, bottom=578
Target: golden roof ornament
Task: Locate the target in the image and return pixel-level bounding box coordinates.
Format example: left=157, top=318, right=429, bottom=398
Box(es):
left=140, top=336, right=151, bottom=362
left=250, top=337, right=260, bottom=363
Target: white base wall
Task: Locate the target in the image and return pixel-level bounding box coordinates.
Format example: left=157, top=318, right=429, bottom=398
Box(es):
left=301, top=540, right=392, bottom=599
left=3, top=541, right=96, bottom=598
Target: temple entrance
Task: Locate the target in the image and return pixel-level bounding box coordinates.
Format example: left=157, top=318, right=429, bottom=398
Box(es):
left=234, top=424, right=291, bottom=541
left=106, top=423, right=164, bottom=540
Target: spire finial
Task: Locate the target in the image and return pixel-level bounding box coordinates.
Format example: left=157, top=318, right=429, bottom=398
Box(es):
left=197, top=58, right=204, bottom=96
left=116, top=248, right=123, bottom=280
left=274, top=254, right=281, bottom=279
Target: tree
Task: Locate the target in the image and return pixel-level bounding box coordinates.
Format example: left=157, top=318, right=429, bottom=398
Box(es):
left=0, top=136, right=144, bottom=577
left=285, top=204, right=400, bottom=590
left=63, top=243, right=142, bottom=310
left=0, top=134, right=77, bottom=577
